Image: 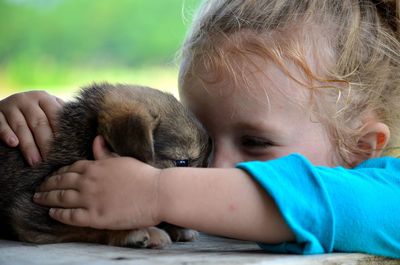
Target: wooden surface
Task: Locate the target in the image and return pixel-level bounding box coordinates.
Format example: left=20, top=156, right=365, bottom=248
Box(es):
left=0, top=233, right=399, bottom=265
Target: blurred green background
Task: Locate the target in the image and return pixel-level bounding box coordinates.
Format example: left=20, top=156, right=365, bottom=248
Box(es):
left=0, top=0, right=200, bottom=99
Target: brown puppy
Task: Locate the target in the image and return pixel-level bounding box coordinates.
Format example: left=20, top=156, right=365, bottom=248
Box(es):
left=0, top=83, right=210, bottom=248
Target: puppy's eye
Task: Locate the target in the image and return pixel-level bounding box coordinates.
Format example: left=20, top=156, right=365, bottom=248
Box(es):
left=175, top=159, right=189, bottom=167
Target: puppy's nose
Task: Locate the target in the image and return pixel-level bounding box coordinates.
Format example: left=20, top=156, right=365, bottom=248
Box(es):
left=175, top=159, right=189, bottom=167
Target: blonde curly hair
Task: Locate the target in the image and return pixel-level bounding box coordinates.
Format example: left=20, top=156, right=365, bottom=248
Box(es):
left=179, top=0, right=400, bottom=165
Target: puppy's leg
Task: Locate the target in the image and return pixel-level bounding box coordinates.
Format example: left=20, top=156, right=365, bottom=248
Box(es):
left=145, top=227, right=173, bottom=249
left=11, top=204, right=172, bottom=248
left=12, top=212, right=171, bottom=248
left=108, top=227, right=171, bottom=249
left=160, top=224, right=199, bottom=242
left=16, top=225, right=171, bottom=249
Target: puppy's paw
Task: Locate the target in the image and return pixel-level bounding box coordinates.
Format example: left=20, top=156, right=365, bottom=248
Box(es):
left=163, top=225, right=199, bottom=242
left=146, top=227, right=172, bottom=249
left=175, top=228, right=199, bottom=242
left=124, top=229, right=151, bottom=248
left=108, top=229, right=150, bottom=248
left=108, top=227, right=172, bottom=249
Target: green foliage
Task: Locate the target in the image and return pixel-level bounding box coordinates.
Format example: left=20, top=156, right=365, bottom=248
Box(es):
left=0, top=0, right=200, bottom=95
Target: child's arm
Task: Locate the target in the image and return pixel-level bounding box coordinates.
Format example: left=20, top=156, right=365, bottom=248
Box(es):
left=33, top=136, right=400, bottom=258
left=0, top=91, right=63, bottom=165
left=158, top=164, right=295, bottom=243
left=33, top=135, right=295, bottom=244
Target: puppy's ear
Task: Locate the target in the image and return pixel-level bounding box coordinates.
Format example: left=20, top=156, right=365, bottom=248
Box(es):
left=98, top=103, right=159, bottom=163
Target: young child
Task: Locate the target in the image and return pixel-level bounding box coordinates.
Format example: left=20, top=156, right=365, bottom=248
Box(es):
left=1, top=0, right=400, bottom=258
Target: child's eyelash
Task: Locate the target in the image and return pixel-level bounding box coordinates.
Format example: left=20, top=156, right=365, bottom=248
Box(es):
left=240, top=136, right=273, bottom=148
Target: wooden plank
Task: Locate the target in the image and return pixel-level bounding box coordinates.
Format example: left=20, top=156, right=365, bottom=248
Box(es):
left=0, top=234, right=398, bottom=265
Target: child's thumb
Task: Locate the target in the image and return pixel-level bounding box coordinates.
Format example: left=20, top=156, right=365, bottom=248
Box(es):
left=92, top=135, right=116, bottom=160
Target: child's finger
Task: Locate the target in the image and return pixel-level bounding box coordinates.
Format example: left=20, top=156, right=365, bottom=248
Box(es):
left=48, top=208, right=90, bottom=227
left=66, top=160, right=93, bottom=173
left=92, top=135, right=117, bottom=160
left=33, top=189, right=81, bottom=208
left=20, top=106, right=54, bottom=158
left=6, top=110, right=42, bottom=165
left=52, top=160, right=89, bottom=176
left=37, top=172, right=80, bottom=192
left=38, top=95, right=64, bottom=133
left=53, top=164, right=72, bottom=175
left=0, top=112, right=19, bottom=147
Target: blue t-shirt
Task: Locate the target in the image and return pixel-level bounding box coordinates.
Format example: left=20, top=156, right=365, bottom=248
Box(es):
left=237, top=154, right=400, bottom=259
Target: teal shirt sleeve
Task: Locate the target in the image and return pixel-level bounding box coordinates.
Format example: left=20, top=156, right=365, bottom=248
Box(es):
left=236, top=154, right=400, bottom=258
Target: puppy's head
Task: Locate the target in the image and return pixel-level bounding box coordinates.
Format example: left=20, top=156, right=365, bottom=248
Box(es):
left=97, top=84, right=210, bottom=168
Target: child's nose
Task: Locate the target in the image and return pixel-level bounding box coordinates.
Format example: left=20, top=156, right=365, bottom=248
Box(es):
left=208, top=144, right=241, bottom=168
left=209, top=158, right=235, bottom=168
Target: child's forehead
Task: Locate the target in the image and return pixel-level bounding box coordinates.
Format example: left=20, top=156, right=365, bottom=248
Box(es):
left=182, top=26, right=334, bottom=89
left=182, top=52, right=313, bottom=112
left=179, top=25, right=339, bottom=117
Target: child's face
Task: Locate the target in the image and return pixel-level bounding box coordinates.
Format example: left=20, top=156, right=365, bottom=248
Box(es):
left=180, top=57, right=337, bottom=168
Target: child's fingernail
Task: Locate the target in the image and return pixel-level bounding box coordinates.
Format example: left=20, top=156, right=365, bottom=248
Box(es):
left=30, top=155, right=42, bottom=166
left=49, top=208, right=55, bottom=215
left=8, top=137, right=18, bottom=146
left=33, top=193, right=40, bottom=200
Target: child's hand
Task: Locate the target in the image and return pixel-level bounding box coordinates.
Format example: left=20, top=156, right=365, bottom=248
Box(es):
left=0, top=91, right=64, bottom=165
left=33, top=136, right=162, bottom=230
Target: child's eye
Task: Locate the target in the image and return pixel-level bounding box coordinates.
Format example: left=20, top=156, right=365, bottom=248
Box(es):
left=240, top=136, right=273, bottom=149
